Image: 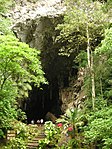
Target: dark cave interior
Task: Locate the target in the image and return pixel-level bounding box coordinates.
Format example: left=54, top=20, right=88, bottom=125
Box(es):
left=13, top=16, right=79, bottom=124
left=24, top=55, right=77, bottom=124
left=22, top=16, right=77, bottom=123
left=25, top=79, right=62, bottom=124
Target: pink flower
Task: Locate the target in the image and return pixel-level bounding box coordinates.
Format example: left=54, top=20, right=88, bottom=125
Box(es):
left=57, top=123, right=63, bottom=127
left=68, top=127, right=73, bottom=132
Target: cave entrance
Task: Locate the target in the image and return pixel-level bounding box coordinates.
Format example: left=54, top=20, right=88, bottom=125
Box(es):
left=24, top=55, right=75, bottom=124
left=25, top=78, right=62, bottom=124
left=15, top=16, right=77, bottom=124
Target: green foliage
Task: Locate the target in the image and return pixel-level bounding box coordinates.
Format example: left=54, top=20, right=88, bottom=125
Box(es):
left=56, top=1, right=110, bottom=106
left=0, top=17, right=13, bottom=35
left=94, top=28, right=112, bottom=101
left=75, top=51, right=87, bottom=68
left=84, top=106, right=112, bottom=149
left=17, top=109, right=26, bottom=121
left=0, top=83, right=18, bottom=138
left=57, top=108, right=77, bottom=126
left=84, top=96, right=107, bottom=112
left=5, top=138, right=27, bottom=149
left=57, top=108, right=85, bottom=129
left=56, top=0, right=108, bottom=56
left=0, top=34, right=46, bottom=138
left=13, top=121, right=39, bottom=140
left=82, top=28, right=112, bottom=106
left=0, top=0, right=13, bottom=35
left=0, top=35, right=47, bottom=97
left=39, top=121, right=61, bottom=149
left=56, top=109, right=87, bottom=148
left=40, top=107, right=112, bottom=149
left=96, top=28, right=112, bottom=58
left=5, top=121, right=39, bottom=149
left=0, top=83, right=27, bottom=139
left=0, top=0, right=12, bottom=13
left=66, top=139, right=79, bottom=149
left=44, top=121, right=60, bottom=140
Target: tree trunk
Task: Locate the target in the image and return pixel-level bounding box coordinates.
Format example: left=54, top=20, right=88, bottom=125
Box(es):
left=91, top=52, right=95, bottom=110
left=86, top=25, right=91, bottom=68
left=86, top=24, right=95, bottom=110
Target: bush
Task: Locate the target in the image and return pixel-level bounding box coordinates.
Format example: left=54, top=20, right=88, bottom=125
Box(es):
left=4, top=121, right=39, bottom=149
left=84, top=106, right=112, bottom=149
left=0, top=34, right=46, bottom=138
left=0, top=83, right=18, bottom=138
left=38, top=121, right=61, bottom=148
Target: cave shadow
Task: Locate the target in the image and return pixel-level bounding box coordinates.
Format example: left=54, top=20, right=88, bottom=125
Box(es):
left=25, top=79, right=62, bottom=124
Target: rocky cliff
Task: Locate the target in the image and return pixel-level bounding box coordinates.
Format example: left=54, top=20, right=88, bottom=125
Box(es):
left=9, top=0, right=84, bottom=120
left=10, top=0, right=65, bottom=46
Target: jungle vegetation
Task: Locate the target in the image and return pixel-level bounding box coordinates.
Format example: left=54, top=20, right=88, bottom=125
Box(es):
left=0, top=0, right=112, bottom=148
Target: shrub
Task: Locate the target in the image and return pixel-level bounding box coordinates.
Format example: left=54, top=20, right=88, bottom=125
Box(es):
left=84, top=106, right=112, bottom=149
left=38, top=121, right=61, bottom=148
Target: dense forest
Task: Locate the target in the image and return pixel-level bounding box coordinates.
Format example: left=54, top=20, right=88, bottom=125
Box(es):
left=0, top=0, right=112, bottom=148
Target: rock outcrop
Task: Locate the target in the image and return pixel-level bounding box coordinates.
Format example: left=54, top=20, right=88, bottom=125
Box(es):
left=10, top=0, right=65, bottom=49
left=11, top=0, right=65, bottom=20
left=9, top=0, right=85, bottom=115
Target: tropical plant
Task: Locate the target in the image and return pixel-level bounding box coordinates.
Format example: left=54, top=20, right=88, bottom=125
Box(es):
left=56, top=108, right=87, bottom=148
left=56, top=0, right=110, bottom=110
left=0, top=35, right=47, bottom=97
left=0, top=34, right=47, bottom=139
left=84, top=106, right=112, bottom=149
left=38, top=121, right=61, bottom=148
left=95, top=28, right=112, bottom=102
left=0, top=83, right=18, bottom=138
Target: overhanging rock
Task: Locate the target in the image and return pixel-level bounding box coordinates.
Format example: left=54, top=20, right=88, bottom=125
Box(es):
left=10, top=0, right=66, bottom=49
left=9, top=1, right=83, bottom=116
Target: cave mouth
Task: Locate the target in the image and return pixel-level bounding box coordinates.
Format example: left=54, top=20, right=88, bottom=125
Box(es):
left=25, top=78, right=62, bottom=124
left=15, top=16, right=77, bottom=124
left=24, top=56, right=77, bottom=124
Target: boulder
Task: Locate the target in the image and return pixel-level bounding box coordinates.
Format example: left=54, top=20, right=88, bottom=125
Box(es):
left=45, top=112, right=57, bottom=123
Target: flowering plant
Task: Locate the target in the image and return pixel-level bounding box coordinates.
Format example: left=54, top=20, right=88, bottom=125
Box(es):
left=57, top=123, right=63, bottom=127
left=68, top=126, right=73, bottom=132
left=67, top=126, right=75, bottom=139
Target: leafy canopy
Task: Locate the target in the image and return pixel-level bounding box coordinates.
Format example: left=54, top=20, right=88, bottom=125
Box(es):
left=0, top=35, right=47, bottom=96
left=95, top=28, right=112, bottom=100
left=0, top=82, right=18, bottom=138
left=0, top=34, right=47, bottom=138
left=56, top=0, right=109, bottom=56
left=0, top=0, right=12, bottom=13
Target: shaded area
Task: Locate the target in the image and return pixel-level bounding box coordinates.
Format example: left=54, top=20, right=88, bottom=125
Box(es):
left=26, top=79, right=62, bottom=124
left=19, top=16, right=78, bottom=123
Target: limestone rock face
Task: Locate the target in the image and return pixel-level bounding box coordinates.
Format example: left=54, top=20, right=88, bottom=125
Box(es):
left=11, top=0, right=65, bottom=20
left=9, top=0, right=70, bottom=114
left=10, top=0, right=66, bottom=80
left=9, top=0, right=85, bottom=114
left=60, top=68, right=85, bottom=112
left=10, top=0, right=65, bottom=49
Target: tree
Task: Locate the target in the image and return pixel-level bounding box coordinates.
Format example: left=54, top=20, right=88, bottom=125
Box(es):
left=0, top=0, right=14, bottom=35
left=95, top=28, right=112, bottom=102
left=0, top=82, right=18, bottom=138
left=0, top=34, right=47, bottom=97
left=0, top=0, right=47, bottom=139
left=56, top=0, right=109, bottom=110
left=0, top=35, right=47, bottom=138
left=0, top=0, right=12, bottom=13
